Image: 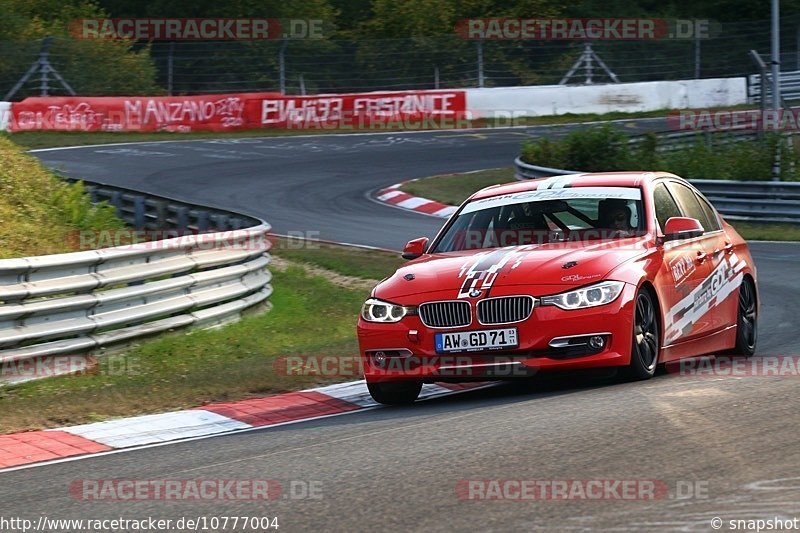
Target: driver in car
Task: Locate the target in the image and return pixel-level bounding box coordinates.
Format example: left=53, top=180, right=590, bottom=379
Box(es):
left=599, top=199, right=635, bottom=237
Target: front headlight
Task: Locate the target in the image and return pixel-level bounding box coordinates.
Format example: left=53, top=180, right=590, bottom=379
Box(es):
left=540, top=281, right=625, bottom=310
left=361, top=298, right=414, bottom=323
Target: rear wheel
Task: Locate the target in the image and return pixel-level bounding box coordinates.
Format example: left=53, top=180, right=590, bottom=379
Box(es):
left=624, top=288, right=660, bottom=380
left=731, top=278, right=757, bottom=357
left=367, top=381, right=422, bottom=405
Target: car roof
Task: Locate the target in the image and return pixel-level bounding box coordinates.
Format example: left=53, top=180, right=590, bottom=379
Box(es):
left=469, top=171, right=680, bottom=201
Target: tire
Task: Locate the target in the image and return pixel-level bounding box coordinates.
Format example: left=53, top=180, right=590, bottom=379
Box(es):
left=367, top=381, right=422, bottom=405
left=623, top=288, right=661, bottom=380
left=731, top=278, right=757, bottom=357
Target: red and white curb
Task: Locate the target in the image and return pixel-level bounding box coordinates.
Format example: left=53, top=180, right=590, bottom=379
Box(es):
left=0, top=380, right=491, bottom=470
left=374, top=180, right=458, bottom=218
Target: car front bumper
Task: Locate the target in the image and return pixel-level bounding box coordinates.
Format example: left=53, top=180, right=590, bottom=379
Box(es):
left=357, top=283, right=638, bottom=383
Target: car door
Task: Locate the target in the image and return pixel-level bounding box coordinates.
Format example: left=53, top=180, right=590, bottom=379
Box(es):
left=692, top=189, right=739, bottom=333
left=663, top=181, right=728, bottom=341
left=652, top=181, right=714, bottom=346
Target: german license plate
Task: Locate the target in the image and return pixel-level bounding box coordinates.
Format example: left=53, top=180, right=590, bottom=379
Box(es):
left=435, top=328, right=518, bottom=353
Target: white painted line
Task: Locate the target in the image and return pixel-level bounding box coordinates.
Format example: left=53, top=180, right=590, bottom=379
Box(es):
left=26, top=116, right=666, bottom=153
left=0, top=381, right=497, bottom=474
left=60, top=410, right=251, bottom=448
left=26, top=125, right=533, bottom=153
left=0, top=407, right=380, bottom=474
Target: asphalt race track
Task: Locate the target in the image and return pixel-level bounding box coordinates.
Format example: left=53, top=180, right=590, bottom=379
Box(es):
left=6, top=120, right=799, bottom=531
left=31, top=118, right=668, bottom=249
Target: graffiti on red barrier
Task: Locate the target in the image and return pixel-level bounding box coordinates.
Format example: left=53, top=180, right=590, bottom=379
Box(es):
left=8, top=90, right=467, bottom=132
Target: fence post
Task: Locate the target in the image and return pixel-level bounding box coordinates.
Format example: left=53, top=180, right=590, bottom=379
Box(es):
left=279, top=39, right=288, bottom=94
left=167, top=42, right=175, bottom=96
left=434, top=66, right=440, bottom=89
left=476, top=41, right=484, bottom=88
left=694, top=32, right=701, bottom=79
left=5, top=36, right=76, bottom=100
left=771, top=0, right=781, bottom=181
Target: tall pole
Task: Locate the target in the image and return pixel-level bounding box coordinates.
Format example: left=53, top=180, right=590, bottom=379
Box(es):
left=772, top=0, right=782, bottom=180
left=279, top=39, right=288, bottom=94
left=694, top=31, right=701, bottom=79
left=476, top=41, right=484, bottom=88
left=772, top=0, right=781, bottom=110
left=167, top=42, right=174, bottom=96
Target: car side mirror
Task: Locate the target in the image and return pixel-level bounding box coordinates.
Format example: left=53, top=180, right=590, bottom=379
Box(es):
left=402, top=237, right=429, bottom=260
left=662, top=217, right=704, bottom=242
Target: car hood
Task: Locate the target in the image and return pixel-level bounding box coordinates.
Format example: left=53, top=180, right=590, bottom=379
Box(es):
left=375, top=238, right=650, bottom=300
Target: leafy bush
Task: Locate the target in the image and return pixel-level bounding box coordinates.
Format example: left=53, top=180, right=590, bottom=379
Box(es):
left=521, top=124, right=634, bottom=172
left=520, top=125, right=800, bottom=181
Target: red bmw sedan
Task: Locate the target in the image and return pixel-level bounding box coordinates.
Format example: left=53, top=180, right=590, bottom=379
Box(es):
left=358, top=172, right=758, bottom=404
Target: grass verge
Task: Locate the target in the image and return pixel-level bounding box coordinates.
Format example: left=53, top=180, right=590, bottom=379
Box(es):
left=400, top=168, right=516, bottom=206
left=271, top=237, right=402, bottom=280
left=399, top=168, right=800, bottom=242
left=0, top=243, right=397, bottom=434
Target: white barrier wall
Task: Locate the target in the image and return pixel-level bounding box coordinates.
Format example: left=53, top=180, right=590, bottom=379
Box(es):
left=465, top=77, right=747, bottom=118
left=0, top=102, right=10, bottom=130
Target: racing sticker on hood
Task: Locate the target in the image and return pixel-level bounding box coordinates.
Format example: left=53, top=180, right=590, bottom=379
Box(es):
left=457, top=247, right=530, bottom=298
left=664, top=253, right=747, bottom=343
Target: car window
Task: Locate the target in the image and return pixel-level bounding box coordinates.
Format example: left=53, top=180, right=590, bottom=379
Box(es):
left=666, top=182, right=714, bottom=232
left=432, top=187, right=645, bottom=252
left=695, top=192, right=722, bottom=231
left=653, top=183, right=682, bottom=232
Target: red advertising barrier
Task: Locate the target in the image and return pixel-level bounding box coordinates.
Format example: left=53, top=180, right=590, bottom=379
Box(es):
left=8, top=90, right=467, bottom=132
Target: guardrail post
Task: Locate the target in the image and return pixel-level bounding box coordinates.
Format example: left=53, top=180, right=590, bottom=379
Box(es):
left=214, top=214, right=230, bottom=231
left=154, top=200, right=169, bottom=230
left=197, top=211, right=209, bottom=232
left=176, top=206, right=189, bottom=229
left=133, top=196, right=146, bottom=230
left=109, top=191, right=123, bottom=218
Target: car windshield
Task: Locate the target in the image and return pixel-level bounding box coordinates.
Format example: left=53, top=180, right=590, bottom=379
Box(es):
left=432, top=186, right=646, bottom=253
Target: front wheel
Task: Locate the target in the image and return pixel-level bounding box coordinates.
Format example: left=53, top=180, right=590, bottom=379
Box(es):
left=731, top=278, right=757, bottom=357
left=367, top=381, right=422, bottom=405
left=623, top=288, right=660, bottom=380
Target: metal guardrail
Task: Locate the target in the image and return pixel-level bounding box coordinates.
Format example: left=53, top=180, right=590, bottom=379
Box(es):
left=748, top=68, right=800, bottom=103
left=0, top=180, right=273, bottom=378
left=514, top=158, right=800, bottom=224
